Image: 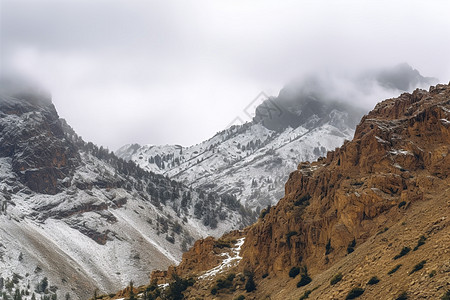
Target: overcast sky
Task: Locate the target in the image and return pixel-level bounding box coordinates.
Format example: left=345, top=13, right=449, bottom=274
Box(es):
left=1, top=0, right=450, bottom=150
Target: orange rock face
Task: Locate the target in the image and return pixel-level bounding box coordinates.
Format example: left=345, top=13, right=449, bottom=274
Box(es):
left=151, top=230, right=245, bottom=283
left=240, top=84, right=450, bottom=275
left=147, top=84, right=450, bottom=299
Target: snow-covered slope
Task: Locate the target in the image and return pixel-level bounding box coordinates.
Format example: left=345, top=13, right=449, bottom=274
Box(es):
left=117, top=103, right=360, bottom=213
left=117, top=65, right=436, bottom=213
left=0, top=89, right=254, bottom=300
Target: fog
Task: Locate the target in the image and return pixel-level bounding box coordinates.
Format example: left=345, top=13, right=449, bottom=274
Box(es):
left=1, top=0, right=450, bottom=150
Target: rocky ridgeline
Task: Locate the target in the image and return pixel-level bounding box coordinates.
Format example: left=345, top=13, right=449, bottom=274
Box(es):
left=139, top=83, right=450, bottom=299
left=240, top=84, right=450, bottom=274
left=0, top=91, right=79, bottom=194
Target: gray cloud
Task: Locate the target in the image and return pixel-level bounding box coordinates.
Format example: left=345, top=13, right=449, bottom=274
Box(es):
left=1, top=0, right=450, bottom=150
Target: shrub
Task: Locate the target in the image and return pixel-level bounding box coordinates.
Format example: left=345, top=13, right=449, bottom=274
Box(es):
left=226, top=273, right=236, bottom=282
left=377, top=227, right=389, bottom=235
left=245, top=274, right=256, bottom=292
left=297, top=274, right=312, bottom=287
left=347, top=239, right=356, bottom=254
left=388, top=264, right=402, bottom=275
left=330, top=273, right=343, bottom=285
left=294, top=194, right=311, bottom=206
left=215, top=239, right=232, bottom=249
left=234, top=296, right=245, bottom=300
left=367, top=276, right=380, bottom=285
left=35, top=277, right=49, bottom=293
left=211, top=273, right=235, bottom=293
left=413, top=235, right=426, bottom=251
left=289, top=267, right=300, bottom=278
left=215, top=278, right=232, bottom=289
left=165, top=275, right=195, bottom=300
left=393, top=247, right=411, bottom=260
left=398, top=201, right=407, bottom=208
left=325, top=239, right=333, bottom=255
left=442, top=290, right=450, bottom=300
left=395, top=291, right=408, bottom=300
left=259, top=205, right=271, bottom=219
left=410, top=260, right=426, bottom=275
left=345, top=287, right=365, bottom=299
left=299, top=290, right=312, bottom=300
left=262, top=273, right=268, bottom=279
left=296, top=266, right=312, bottom=288
left=165, top=235, right=175, bottom=244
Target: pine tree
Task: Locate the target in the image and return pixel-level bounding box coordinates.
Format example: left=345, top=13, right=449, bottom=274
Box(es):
left=14, top=289, right=22, bottom=300
left=129, top=281, right=136, bottom=300
left=245, top=274, right=256, bottom=292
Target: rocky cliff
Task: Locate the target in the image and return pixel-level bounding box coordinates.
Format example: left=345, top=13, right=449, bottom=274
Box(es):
left=239, top=84, right=450, bottom=276
left=131, top=83, right=450, bottom=300
left=0, top=90, right=79, bottom=194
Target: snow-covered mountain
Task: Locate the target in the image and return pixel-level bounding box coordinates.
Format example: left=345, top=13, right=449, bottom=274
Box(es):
left=116, top=64, right=437, bottom=213
left=116, top=117, right=355, bottom=212
left=0, top=86, right=254, bottom=300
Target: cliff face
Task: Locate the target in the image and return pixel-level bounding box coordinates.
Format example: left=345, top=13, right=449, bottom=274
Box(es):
left=0, top=91, right=80, bottom=194
left=240, top=84, right=450, bottom=275
left=143, top=84, right=450, bottom=299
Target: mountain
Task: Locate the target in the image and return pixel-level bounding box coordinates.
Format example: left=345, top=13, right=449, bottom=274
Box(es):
left=368, top=62, right=437, bottom=91
left=113, top=83, right=450, bottom=299
left=116, top=64, right=436, bottom=213
left=0, top=85, right=254, bottom=300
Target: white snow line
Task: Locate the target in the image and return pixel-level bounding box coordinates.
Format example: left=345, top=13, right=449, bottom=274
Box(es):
left=198, top=237, right=245, bottom=279
left=389, top=149, right=412, bottom=156
left=158, top=283, right=169, bottom=289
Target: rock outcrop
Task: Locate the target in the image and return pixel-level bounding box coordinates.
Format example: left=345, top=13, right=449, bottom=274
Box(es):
left=0, top=91, right=80, bottom=194
left=240, top=84, right=450, bottom=276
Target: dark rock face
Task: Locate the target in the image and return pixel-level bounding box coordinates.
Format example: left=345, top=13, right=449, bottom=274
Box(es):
left=374, top=63, right=437, bottom=91
left=253, top=64, right=437, bottom=133
left=253, top=77, right=365, bottom=132
left=0, top=91, right=80, bottom=194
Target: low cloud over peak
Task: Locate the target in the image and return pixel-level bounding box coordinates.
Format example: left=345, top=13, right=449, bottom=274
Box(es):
left=1, top=1, right=449, bottom=149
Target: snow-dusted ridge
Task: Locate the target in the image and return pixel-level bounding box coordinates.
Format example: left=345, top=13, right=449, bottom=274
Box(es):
left=0, top=92, right=253, bottom=300
left=117, top=113, right=357, bottom=212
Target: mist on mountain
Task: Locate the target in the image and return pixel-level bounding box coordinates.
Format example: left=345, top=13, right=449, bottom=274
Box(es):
left=253, top=63, right=437, bottom=132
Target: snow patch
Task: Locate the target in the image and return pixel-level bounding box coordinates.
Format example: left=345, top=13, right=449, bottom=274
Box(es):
left=198, top=237, right=245, bottom=279
left=390, top=149, right=412, bottom=156
left=375, top=136, right=389, bottom=144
